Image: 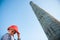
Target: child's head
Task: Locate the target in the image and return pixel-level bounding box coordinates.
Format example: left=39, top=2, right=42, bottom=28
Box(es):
left=7, top=25, right=19, bottom=36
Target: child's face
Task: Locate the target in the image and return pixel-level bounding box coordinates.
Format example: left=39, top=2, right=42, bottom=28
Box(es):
left=8, top=28, right=16, bottom=36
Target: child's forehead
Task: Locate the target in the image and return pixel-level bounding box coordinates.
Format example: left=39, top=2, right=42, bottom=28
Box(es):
left=9, top=28, right=15, bottom=31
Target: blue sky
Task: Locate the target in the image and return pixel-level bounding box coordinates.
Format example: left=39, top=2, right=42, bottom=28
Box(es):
left=0, top=0, right=60, bottom=40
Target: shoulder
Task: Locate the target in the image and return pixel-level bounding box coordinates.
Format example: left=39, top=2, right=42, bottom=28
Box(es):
left=3, top=33, right=10, bottom=37
left=1, top=33, right=11, bottom=40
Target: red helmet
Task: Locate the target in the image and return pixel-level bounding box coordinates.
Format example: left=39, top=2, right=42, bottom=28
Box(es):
left=8, top=25, right=19, bottom=33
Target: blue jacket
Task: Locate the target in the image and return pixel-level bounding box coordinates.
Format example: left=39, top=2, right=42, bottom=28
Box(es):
left=1, top=33, right=15, bottom=40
